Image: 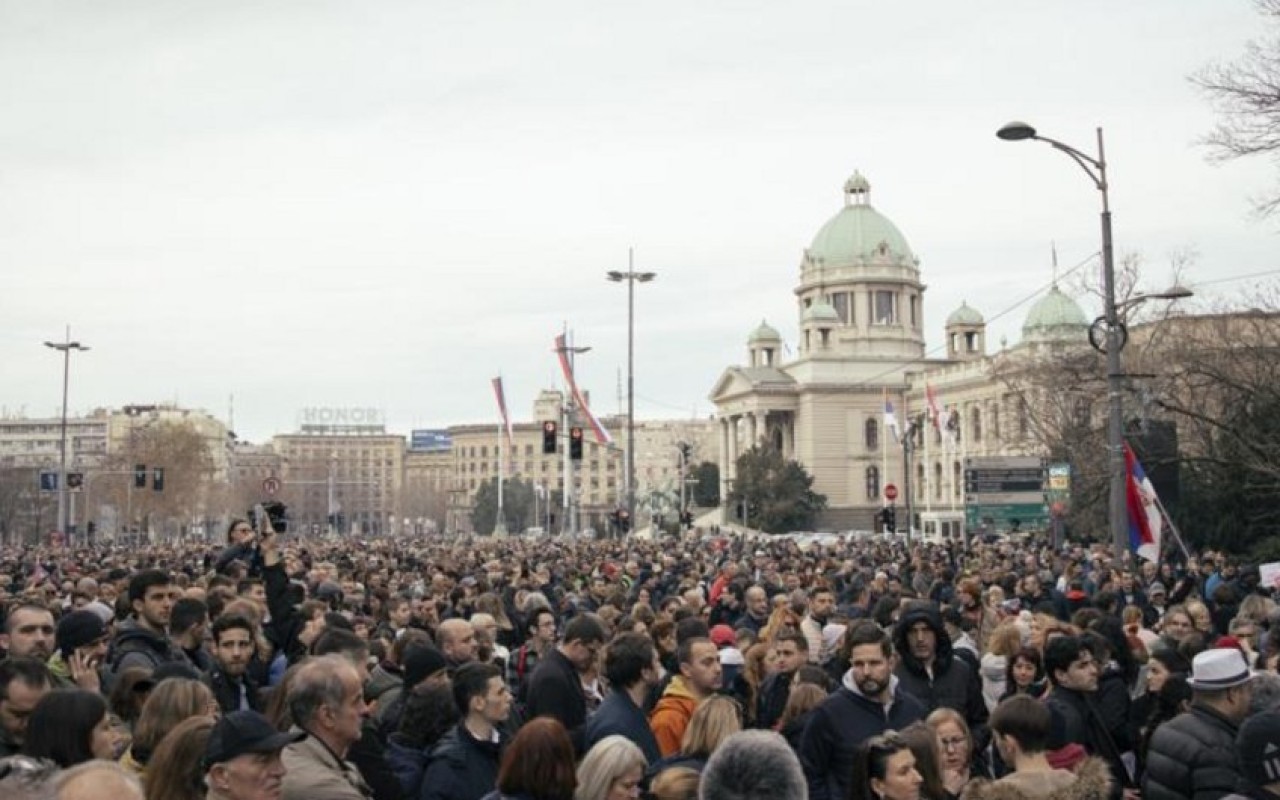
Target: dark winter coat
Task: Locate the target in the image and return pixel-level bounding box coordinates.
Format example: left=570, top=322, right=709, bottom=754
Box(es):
left=524, top=648, right=588, bottom=753
left=108, top=618, right=191, bottom=676
left=384, top=733, right=427, bottom=798
left=208, top=665, right=263, bottom=715
left=419, top=724, right=502, bottom=800
left=798, top=674, right=926, bottom=800
left=1143, top=704, right=1243, bottom=800
left=892, top=603, right=988, bottom=738
left=754, top=670, right=794, bottom=731
left=583, top=688, right=661, bottom=764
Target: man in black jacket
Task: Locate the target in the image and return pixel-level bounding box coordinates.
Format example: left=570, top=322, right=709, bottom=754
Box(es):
left=1144, top=648, right=1254, bottom=800
left=1043, top=634, right=1129, bottom=797
left=583, top=632, right=662, bottom=763
left=892, top=601, right=987, bottom=742
left=525, top=613, right=607, bottom=754
left=755, top=629, right=808, bottom=730
left=420, top=662, right=510, bottom=800
left=208, top=614, right=261, bottom=714
left=799, top=621, right=925, bottom=800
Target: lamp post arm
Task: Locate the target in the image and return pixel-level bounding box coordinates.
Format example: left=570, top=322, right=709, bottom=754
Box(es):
left=1037, top=135, right=1106, bottom=194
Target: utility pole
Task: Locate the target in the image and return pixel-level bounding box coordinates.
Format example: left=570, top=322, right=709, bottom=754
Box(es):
left=44, top=328, right=89, bottom=542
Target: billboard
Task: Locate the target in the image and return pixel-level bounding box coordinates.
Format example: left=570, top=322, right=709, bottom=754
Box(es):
left=410, top=429, right=452, bottom=452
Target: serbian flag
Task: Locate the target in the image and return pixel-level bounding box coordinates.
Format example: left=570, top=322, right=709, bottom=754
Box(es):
left=884, top=395, right=901, bottom=442
left=491, top=376, right=515, bottom=468
left=926, top=383, right=942, bottom=429
left=1124, top=442, right=1163, bottom=563
left=554, top=334, right=614, bottom=445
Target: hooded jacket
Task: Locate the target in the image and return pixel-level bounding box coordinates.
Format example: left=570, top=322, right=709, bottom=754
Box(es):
left=649, top=675, right=700, bottom=757
left=892, top=602, right=988, bottom=735
left=798, top=669, right=926, bottom=800
left=108, top=618, right=191, bottom=677
left=962, top=756, right=1113, bottom=800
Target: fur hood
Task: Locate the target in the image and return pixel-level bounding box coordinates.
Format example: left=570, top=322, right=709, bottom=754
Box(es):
left=961, top=756, right=1112, bottom=800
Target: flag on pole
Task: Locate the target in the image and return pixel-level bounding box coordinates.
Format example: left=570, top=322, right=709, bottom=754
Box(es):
left=554, top=334, right=614, bottom=445
left=1124, top=442, right=1163, bottom=563
left=943, top=407, right=960, bottom=445
left=492, top=376, right=515, bottom=471
left=884, top=396, right=901, bottom=443
left=926, top=383, right=942, bottom=429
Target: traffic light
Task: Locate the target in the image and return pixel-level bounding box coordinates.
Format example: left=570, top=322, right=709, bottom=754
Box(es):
left=542, top=421, right=557, bottom=454
left=881, top=507, right=896, bottom=533
left=66, top=472, right=83, bottom=491
left=569, top=427, right=583, bottom=460
left=152, top=467, right=165, bottom=492
left=134, top=464, right=147, bottom=488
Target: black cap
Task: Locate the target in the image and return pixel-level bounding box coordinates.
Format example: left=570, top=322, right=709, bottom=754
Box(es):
left=403, top=643, right=448, bottom=688
left=204, top=710, right=304, bottom=768
left=1239, top=711, right=1280, bottom=787
left=56, top=610, right=108, bottom=658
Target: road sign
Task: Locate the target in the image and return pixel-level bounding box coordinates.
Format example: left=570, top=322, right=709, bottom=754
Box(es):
left=965, top=502, right=1049, bottom=531
left=263, top=476, right=282, bottom=496
left=884, top=484, right=898, bottom=501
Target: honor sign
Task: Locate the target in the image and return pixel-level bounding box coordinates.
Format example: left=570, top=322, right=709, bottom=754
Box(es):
left=298, top=407, right=386, bottom=435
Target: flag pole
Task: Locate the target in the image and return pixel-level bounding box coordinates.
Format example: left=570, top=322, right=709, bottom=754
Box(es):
left=1149, top=488, right=1191, bottom=561
left=881, top=388, right=889, bottom=506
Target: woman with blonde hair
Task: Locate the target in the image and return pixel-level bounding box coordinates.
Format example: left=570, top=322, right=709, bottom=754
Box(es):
left=474, top=592, right=517, bottom=650
left=758, top=605, right=802, bottom=644
left=736, top=642, right=773, bottom=727
left=120, top=678, right=217, bottom=778
left=980, top=623, right=1023, bottom=712
left=926, top=707, right=988, bottom=797
left=647, top=766, right=699, bottom=800
left=647, top=694, right=742, bottom=781
left=143, top=716, right=214, bottom=800
left=575, top=735, right=646, bottom=800
left=778, top=682, right=827, bottom=752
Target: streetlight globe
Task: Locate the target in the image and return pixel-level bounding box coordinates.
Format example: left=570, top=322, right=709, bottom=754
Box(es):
left=997, top=121, right=1038, bottom=141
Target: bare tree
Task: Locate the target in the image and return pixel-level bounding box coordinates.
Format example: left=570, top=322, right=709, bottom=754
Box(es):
left=1192, top=0, right=1280, bottom=218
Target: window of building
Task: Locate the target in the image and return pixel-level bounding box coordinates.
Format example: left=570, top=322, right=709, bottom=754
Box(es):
left=991, top=404, right=1001, bottom=441
left=864, top=418, right=879, bottom=450
left=934, top=463, right=943, bottom=499
left=872, top=291, right=897, bottom=325
left=953, top=461, right=962, bottom=500
left=832, top=292, right=851, bottom=325
left=971, top=407, right=982, bottom=442
left=865, top=466, right=880, bottom=500
left=910, top=295, right=918, bottom=327
left=965, top=331, right=978, bottom=352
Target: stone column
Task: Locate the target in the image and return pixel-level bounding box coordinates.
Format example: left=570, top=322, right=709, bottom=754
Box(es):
left=718, top=417, right=731, bottom=512
left=747, top=412, right=759, bottom=449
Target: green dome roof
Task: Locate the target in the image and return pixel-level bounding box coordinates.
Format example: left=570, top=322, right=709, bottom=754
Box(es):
left=946, top=301, right=984, bottom=327
left=803, top=300, right=839, bottom=325
left=748, top=319, right=782, bottom=343
left=1022, top=286, right=1089, bottom=343
left=807, top=172, right=914, bottom=266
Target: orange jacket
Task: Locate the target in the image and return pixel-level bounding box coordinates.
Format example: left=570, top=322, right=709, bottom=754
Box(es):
left=649, top=676, right=700, bottom=757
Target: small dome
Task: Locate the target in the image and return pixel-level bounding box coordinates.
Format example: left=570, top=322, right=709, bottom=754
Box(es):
left=946, top=301, right=984, bottom=327
left=803, top=300, right=840, bottom=325
left=1022, top=286, right=1089, bottom=343
left=748, top=319, right=782, bottom=343
left=807, top=173, right=914, bottom=266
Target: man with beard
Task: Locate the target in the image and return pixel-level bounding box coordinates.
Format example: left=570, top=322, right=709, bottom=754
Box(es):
left=209, top=614, right=262, bottom=714
left=800, top=585, right=836, bottom=664
left=733, top=586, right=771, bottom=636
left=109, top=569, right=191, bottom=678
left=754, top=630, right=808, bottom=730
left=798, top=621, right=925, bottom=800
left=0, top=604, right=55, bottom=661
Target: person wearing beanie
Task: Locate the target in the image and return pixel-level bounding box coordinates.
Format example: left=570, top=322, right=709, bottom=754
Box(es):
left=48, top=609, right=108, bottom=691
left=1230, top=711, right=1280, bottom=800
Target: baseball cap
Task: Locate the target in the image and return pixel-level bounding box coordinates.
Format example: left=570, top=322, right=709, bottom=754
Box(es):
left=204, top=710, right=304, bottom=768
left=1238, top=711, right=1280, bottom=788
left=709, top=624, right=736, bottom=648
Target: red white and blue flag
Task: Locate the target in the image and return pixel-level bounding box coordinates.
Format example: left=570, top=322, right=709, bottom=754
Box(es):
left=554, top=334, right=614, bottom=445
left=1124, top=442, right=1163, bottom=563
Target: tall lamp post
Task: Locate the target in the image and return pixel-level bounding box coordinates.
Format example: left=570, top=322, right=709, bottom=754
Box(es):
left=607, top=249, right=656, bottom=537
left=44, top=328, right=90, bottom=542
left=997, top=122, right=1190, bottom=562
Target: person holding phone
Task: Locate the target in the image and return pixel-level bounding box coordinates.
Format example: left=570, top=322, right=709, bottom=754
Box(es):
left=49, top=610, right=109, bottom=692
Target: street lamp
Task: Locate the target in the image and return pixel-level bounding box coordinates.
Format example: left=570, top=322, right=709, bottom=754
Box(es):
left=997, top=121, right=1189, bottom=563
left=607, top=248, right=656, bottom=537
left=44, top=328, right=90, bottom=543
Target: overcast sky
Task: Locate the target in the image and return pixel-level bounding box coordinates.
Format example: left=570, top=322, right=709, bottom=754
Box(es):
left=2, top=1, right=1274, bottom=443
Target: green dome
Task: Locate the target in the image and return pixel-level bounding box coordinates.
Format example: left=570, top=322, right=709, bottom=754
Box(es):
left=1022, top=286, right=1089, bottom=343
left=808, top=172, right=914, bottom=266
left=803, top=300, right=839, bottom=325
left=946, top=301, right=984, bottom=327
left=748, top=319, right=782, bottom=343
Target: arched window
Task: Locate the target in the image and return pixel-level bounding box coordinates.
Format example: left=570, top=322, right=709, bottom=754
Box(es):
left=934, top=463, right=943, bottom=499
left=992, top=403, right=1001, bottom=441
left=865, top=418, right=879, bottom=450
left=917, top=463, right=926, bottom=495
left=953, top=461, right=962, bottom=500
left=865, top=466, right=880, bottom=500
left=971, top=407, right=982, bottom=442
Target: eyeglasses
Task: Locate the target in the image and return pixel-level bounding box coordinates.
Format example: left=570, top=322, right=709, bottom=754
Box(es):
left=939, top=736, right=968, bottom=750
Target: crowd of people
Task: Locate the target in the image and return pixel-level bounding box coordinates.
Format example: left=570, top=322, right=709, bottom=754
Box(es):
left=0, top=517, right=1278, bottom=800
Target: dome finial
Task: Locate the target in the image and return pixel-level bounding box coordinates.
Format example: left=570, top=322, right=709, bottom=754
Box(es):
left=1051, top=240, right=1059, bottom=286
left=842, top=171, right=871, bottom=207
